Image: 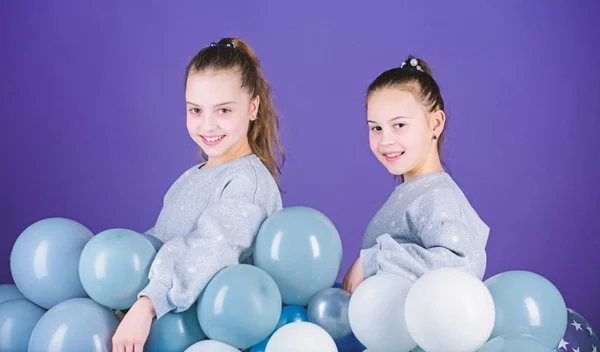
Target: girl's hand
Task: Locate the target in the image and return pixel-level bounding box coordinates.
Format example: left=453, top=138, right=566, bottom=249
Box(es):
left=112, top=297, right=156, bottom=352
left=342, top=257, right=366, bottom=294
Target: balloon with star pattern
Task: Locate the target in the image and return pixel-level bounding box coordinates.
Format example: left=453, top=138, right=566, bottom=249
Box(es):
left=555, top=308, right=598, bottom=352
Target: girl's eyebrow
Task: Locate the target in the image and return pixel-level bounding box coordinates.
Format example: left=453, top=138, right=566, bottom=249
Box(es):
left=367, top=116, right=410, bottom=123
left=186, top=101, right=237, bottom=107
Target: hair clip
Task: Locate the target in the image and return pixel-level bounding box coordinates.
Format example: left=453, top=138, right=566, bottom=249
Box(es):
left=209, top=40, right=235, bottom=48
left=400, top=58, right=424, bottom=72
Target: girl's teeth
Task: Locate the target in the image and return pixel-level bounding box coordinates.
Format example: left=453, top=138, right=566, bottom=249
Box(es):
left=205, top=136, right=223, bottom=142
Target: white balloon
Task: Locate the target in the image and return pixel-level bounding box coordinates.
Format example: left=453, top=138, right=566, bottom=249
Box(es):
left=184, top=339, right=239, bottom=352
left=348, top=274, right=416, bottom=352
left=405, top=268, right=495, bottom=352
left=265, top=322, right=337, bottom=352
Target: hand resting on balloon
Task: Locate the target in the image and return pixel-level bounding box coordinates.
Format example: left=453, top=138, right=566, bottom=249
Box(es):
left=342, top=257, right=365, bottom=294
left=112, top=296, right=155, bottom=352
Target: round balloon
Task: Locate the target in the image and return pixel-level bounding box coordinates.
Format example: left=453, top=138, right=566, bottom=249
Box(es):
left=79, top=228, right=156, bottom=309
left=478, top=334, right=554, bottom=352
left=405, top=268, right=495, bottom=352
left=555, top=308, right=598, bottom=352
left=184, top=340, right=239, bottom=352
left=484, top=270, right=567, bottom=349
left=307, top=287, right=352, bottom=339
left=0, top=299, right=46, bottom=351
left=250, top=305, right=309, bottom=352
left=265, top=322, right=337, bottom=352
left=10, top=217, right=93, bottom=309
left=0, top=284, right=25, bottom=304
left=28, top=298, right=119, bottom=352
left=146, top=304, right=206, bottom=352
left=197, top=264, right=281, bottom=349
left=254, top=207, right=343, bottom=306
left=348, top=274, right=416, bottom=352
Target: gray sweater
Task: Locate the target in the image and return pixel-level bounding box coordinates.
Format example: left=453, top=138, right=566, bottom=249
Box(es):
left=360, top=172, right=490, bottom=281
left=138, top=154, right=282, bottom=318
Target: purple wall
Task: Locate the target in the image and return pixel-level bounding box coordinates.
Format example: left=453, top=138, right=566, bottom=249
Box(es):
left=2, top=1, right=599, bottom=327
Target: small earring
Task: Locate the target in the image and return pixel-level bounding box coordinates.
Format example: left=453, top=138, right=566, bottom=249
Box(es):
left=433, top=135, right=437, bottom=140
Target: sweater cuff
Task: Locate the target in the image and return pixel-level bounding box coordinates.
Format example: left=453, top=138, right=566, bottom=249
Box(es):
left=360, top=245, right=380, bottom=278
left=138, top=280, right=175, bottom=319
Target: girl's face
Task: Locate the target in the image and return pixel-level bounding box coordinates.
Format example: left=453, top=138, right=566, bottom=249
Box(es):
left=185, top=69, right=259, bottom=166
left=367, top=87, right=445, bottom=179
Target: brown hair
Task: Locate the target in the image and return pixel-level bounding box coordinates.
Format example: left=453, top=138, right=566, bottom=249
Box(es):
left=366, top=55, right=446, bottom=155
left=185, top=38, right=285, bottom=183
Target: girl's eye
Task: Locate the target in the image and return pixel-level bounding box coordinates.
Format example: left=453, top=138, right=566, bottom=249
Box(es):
left=218, top=108, right=231, bottom=115
left=394, top=123, right=405, bottom=129
left=189, top=108, right=200, bottom=114
left=370, top=126, right=381, bottom=132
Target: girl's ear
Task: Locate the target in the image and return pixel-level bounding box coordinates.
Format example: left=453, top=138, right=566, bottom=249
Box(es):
left=250, top=95, right=260, bottom=121
left=430, top=109, right=446, bottom=138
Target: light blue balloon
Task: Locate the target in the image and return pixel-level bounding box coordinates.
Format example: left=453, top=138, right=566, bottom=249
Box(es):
left=79, top=228, right=156, bottom=309
left=478, top=334, right=554, bottom=351
left=146, top=303, right=206, bottom=352
left=10, top=217, right=93, bottom=309
left=197, top=264, right=282, bottom=349
left=307, top=287, right=352, bottom=339
left=0, top=299, right=46, bottom=351
left=250, top=305, right=309, bottom=351
left=0, top=284, right=25, bottom=304
left=28, top=298, right=119, bottom=352
left=143, top=233, right=164, bottom=252
left=485, top=270, right=567, bottom=349
left=254, top=206, right=343, bottom=306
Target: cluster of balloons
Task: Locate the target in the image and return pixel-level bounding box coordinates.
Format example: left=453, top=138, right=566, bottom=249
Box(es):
left=1, top=204, right=597, bottom=352
left=349, top=268, right=597, bottom=352
left=1, top=206, right=359, bottom=352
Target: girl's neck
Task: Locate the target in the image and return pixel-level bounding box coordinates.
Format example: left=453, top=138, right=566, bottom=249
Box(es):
left=403, top=150, right=444, bottom=182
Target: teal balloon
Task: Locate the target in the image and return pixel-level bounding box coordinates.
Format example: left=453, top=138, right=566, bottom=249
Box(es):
left=146, top=304, right=206, bottom=352
left=10, top=217, right=93, bottom=309
left=197, top=264, right=282, bottom=349
left=0, top=299, right=46, bottom=352
left=28, top=298, right=119, bottom=352
left=0, top=284, right=25, bottom=304
left=484, top=270, right=567, bottom=349
left=478, top=334, right=554, bottom=351
left=254, top=206, right=343, bottom=306
left=79, top=228, right=156, bottom=310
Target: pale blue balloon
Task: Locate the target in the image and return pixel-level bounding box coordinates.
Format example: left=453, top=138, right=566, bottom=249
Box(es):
left=307, top=288, right=352, bottom=339
left=28, top=298, right=119, bottom=352
left=79, top=228, right=156, bottom=309
left=478, top=334, right=554, bottom=351
left=250, top=305, right=309, bottom=351
left=484, top=270, right=567, bottom=349
left=0, top=299, right=46, bottom=351
left=146, top=303, right=206, bottom=352
left=254, top=206, right=343, bottom=306
left=10, top=217, right=93, bottom=309
left=197, top=264, right=282, bottom=349
left=185, top=339, right=239, bottom=352
left=0, top=284, right=25, bottom=304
